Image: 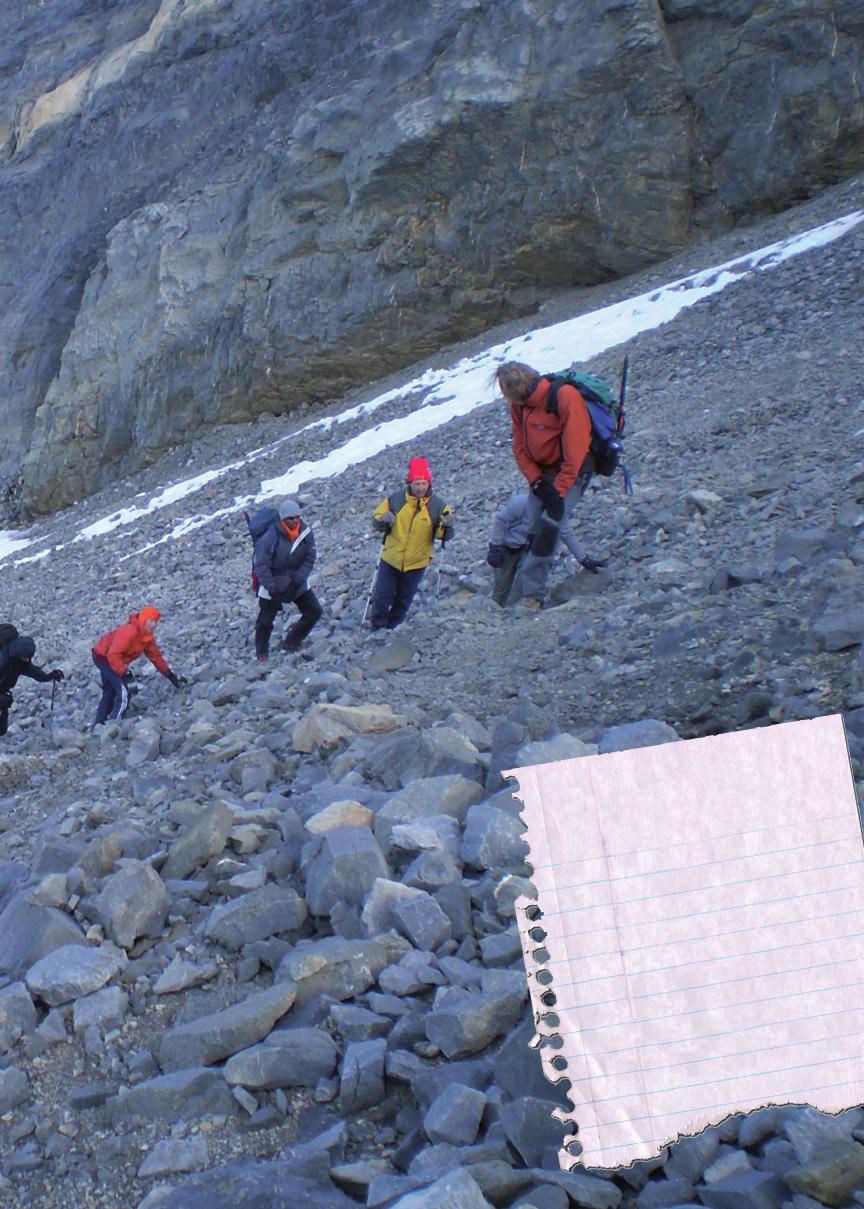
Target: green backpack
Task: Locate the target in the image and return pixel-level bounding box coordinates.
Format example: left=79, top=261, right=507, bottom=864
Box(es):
left=544, top=360, right=632, bottom=491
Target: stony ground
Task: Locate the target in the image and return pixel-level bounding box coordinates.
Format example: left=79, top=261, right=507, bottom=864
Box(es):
left=0, top=173, right=862, bottom=1209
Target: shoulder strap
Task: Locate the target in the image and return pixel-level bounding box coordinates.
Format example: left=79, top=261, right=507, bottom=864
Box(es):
left=544, top=377, right=562, bottom=419
left=427, top=494, right=446, bottom=528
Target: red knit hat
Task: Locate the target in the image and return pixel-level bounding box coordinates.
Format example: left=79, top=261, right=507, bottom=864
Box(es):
left=138, top=606, right=161, bottom=623
left=406, top=457, right=432, bottom=483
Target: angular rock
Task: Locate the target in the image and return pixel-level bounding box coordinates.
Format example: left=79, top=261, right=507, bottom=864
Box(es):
left=293, top=703, right=407, bottom=753
left=365, top=730, right=486, bottom=791
left=203, top=882, right=308, bottom=949
left=304, top=826, right=389, bottom=916
left=0, top=1066, right=29, bottom=1113
left=424, top=990, right=523, bottom=1060
left=500, top=1096, right=568, bottom=1167
left=361, top=878, right=424, bottom=936
left=388, top=1167, right=491, bottom=1207
left=153, top=955, right=219, bottom=995
left=72, top=984, right=128, bottom=1035
left=329, top=1003, right=391, bottom=1043
left=109, top=1067, right=238, bottom=1123
left=158, top=980, right=297, bottom=1071
left=306, top=800, right=374, bottom=834
left=161, top=802, right=234, bottom=882
left=813, top=604, right=864, bottom=651
left=88, top=860, right=171, bottom=949
left=783, top=1106, right=864, bottom=1162
left=633, top=1176, right=696, bottom=1207
left=393, top=891, right=453, bottom=951
left=785, top=1140, right=864, bottom=1206
left=25, top=943, right=126, bottom=1006
left=224, top=1027, right=338, bottom=1089
left=462, top=804, right=527, bottom=870
left=339, top=1037, right=387, bottom=1113
left=129, top=1159, right=357, bottom=1205
left=698, top=1168, right=788, bottom=1209
left=534, top=1167, right=622, bottom=1208
left=424, top=1083, right=487, bottom=1146
left=138, top=1136, right=210, bottom=1179
left=278, top=935, right=407, bottom=1007
left=0, top=982, right=38, bottom=1052
left=597, top=719, right=680, bottom=754
left=388, top=815, right=461, bottom=858
left=373, top=776, right=485, bottom=848
left=0, top=894, right=87, bottom=980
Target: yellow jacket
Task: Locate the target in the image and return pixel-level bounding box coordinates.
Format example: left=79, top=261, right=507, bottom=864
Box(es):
left=373, top=489, right=452, bottom=572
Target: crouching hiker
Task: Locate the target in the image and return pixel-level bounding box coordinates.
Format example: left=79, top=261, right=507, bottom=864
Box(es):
left=0, top=626, right=64, bottom=737
left=487, top=492, right=606, bottom=606
left=92, top=606, right=184, bottom=726
left=369, top=457, right=454, bottom=630
left=253, top=498, right=322, bottom=661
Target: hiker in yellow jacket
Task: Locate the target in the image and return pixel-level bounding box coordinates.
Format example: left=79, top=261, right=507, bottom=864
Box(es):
left=369, top=456, right=453, bottom=630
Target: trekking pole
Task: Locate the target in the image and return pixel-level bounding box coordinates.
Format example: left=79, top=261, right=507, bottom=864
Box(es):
left=362, top=532, right=388, bottom=626
left=51, top=681, right=56, bottom=716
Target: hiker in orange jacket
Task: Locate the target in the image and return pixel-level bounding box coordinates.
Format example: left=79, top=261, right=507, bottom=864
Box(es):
left=496, top=361, right=593, bottom=610
left=91, top=606, right=184, bottom=725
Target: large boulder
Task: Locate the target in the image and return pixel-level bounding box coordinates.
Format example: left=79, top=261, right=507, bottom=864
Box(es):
left=4, top=1, right=861, bottom=517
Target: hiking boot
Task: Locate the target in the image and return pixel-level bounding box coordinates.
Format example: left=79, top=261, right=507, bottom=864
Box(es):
left=521, top=596, right=543, bottom=613
left=256, top=655, right=268, bottom=663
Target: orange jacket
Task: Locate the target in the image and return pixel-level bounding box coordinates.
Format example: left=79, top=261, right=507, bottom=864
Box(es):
left=511, top=377, right=591, bottom=497
left=93, top=612, right=171, bottom=678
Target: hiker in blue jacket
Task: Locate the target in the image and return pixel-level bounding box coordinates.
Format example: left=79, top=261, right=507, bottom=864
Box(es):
left=487, top=493, right=606, bottom=606
left=252, top=499, right=322, bottom=660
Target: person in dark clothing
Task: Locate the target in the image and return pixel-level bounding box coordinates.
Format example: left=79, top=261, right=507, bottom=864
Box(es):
left=253, top=498, right=322, bottom=660
left=0, top=635, right=64, bottom=737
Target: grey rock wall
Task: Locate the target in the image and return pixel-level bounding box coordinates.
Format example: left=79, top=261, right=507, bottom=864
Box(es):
left=0, top=0, right=861, bottom=516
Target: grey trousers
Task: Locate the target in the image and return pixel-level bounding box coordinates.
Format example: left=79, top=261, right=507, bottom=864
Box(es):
left=517, top=476, right=585, bottom=601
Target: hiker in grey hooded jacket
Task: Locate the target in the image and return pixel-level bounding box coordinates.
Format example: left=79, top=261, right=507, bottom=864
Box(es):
left=252, top=498, right=322, bottom=659
left=487, top=493, right=604, bottom=606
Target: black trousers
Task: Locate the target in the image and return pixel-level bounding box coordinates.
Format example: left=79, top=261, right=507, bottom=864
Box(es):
left=93, top=654, right=130, bottom=725
left=369, top=561, right=425, bottom=629
left=255, top=589, right=322, bottom=657
left=0, top=690, right=12, bottom=737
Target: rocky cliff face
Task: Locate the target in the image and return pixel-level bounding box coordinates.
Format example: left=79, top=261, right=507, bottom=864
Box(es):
left=1, top=0, right=862, bottom=517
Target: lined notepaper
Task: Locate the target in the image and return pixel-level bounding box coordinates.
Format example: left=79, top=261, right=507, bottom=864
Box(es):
left=509, top=715, right=864, bottom=1169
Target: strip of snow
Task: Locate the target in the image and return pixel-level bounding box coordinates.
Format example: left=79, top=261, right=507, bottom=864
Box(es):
left=5, top=208, right=862, bottom=566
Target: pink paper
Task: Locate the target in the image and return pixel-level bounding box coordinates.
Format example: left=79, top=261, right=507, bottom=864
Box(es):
left=509, top=715, right=864, bottom=1169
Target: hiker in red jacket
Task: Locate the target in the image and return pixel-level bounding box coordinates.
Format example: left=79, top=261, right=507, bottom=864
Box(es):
left=92, top=606, right=184, bottom=725
left=495, top=361, right=593, bottom=611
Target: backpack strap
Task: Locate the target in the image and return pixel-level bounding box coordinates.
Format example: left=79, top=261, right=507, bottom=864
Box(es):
left=544, top=377, right=563, bottom=419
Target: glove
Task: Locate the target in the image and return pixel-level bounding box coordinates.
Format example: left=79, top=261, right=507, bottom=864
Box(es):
left=378, top=510, right=396, bottom=526
left=166, top=672, right=186, bottom=689
left=440, top=510, right=454, bottom=528
left=49, top=669, right=65, bottom=682
left=580, top=556, right=607, bottom=574
left=257, top=585, right=272, bottom=600
left=532, top=478, right=564, bottom=522
left=486, top=544, right=503, bottom=569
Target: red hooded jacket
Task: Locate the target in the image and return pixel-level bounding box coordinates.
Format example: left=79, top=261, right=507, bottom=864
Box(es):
left=93, top=613, right=171, bottom=678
